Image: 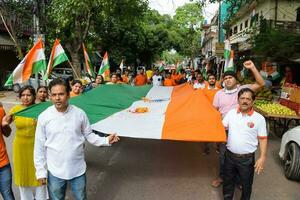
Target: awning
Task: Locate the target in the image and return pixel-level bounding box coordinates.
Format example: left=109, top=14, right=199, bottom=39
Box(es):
left=0, top=35, right=15, bottom=50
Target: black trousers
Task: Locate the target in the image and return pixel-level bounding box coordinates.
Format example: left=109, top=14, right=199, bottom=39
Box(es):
left=223, top=150, right=255, bottom=200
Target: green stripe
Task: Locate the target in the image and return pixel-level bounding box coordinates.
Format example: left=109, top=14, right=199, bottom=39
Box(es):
left=159, top=65, right=164, bottom=72
left=32, top=59, right=47, bottom=74
left=53, top=53, right=69, bottom=68
left=224, top=50, right=230, bottom=59
left=15, top=84, right=152, bottom=124
left=4, top=74, right=13, bottom=86
left=98, top=64, right=110, bottom=75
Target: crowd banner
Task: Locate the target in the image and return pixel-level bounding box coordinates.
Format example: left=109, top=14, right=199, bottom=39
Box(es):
left=15, top=83, right=226, bottom=142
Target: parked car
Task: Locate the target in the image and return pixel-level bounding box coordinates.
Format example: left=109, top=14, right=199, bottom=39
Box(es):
left=50, top=68, right=74, bottom=80
left=279, top=126, right=300, bottom=180
left=11, top=74, right=50, bottom=93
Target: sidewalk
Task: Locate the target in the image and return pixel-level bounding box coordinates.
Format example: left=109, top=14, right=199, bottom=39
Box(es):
left=0, top=91, right=20, bottom=105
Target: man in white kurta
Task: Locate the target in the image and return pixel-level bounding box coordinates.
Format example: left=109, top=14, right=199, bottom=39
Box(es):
left=34, top=78, right=119, bottom=200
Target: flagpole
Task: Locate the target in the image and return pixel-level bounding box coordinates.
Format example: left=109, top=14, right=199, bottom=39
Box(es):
left=67, top=60, right=80, bottom=79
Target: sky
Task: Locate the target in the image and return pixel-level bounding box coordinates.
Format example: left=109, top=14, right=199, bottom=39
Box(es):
left=149, top=0, right=219, bottom=23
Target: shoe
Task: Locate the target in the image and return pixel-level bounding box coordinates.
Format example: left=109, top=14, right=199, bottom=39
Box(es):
left=211, top=178, right=223, bottom=188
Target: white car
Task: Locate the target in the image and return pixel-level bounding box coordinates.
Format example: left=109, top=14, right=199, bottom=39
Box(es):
left=279, top=126, right=300, bottom=180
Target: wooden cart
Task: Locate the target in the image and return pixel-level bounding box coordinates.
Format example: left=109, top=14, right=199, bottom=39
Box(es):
left=254, top=106, right=300, bottom=137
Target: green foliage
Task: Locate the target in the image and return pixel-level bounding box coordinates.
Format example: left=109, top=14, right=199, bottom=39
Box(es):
left=252, top=19, right=300, bottom=63
left=161, top=50, right=184, bottom=65
left=1, top=0, right=205, bottom=70
left=173, top=2, right=203, bottom=60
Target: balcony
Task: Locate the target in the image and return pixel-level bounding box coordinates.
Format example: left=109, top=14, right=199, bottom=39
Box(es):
left=269, top=20, right=300, bottom=33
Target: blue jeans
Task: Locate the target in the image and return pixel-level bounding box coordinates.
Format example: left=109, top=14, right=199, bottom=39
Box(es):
left=0, top=164, right=15, bottom=200
left=48, top=171, right=87, bottom=200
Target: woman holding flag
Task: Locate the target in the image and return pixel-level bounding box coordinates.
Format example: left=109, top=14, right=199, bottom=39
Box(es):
left=3, top=86, right=47, bottom=200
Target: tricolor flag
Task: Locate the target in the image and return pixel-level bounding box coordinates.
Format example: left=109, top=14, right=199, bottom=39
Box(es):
left=224, top=39, right=234, bottom=72
left=45, top=39, right=69, bottom=80
left=82, top=43, right=95, bottom=78
left=15, top=84, right=226, bottom=142
left=224, top=50, right=235, bottom=72
left=5, top=38, right=46, bottom=86
left=98, top=52, right=110, bottom=80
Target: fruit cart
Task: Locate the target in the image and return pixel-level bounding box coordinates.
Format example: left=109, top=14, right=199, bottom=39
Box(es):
left=254, top=102, right=300, bottom=137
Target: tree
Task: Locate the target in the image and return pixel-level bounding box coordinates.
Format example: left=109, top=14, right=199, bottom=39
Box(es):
left=161, top=50, right=184, bottom=65
left=46, top=0, right=151, bottom=74
left=173, top=2, right=204, bottom=67
left=0, top=0, right=34, bottom=58
left=252, top=18, right=300, bottom=63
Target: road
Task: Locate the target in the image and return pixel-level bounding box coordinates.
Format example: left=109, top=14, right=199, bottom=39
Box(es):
left=0, top=95, right=300, bottom=200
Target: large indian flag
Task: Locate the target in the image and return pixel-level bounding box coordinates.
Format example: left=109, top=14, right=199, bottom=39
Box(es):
left=44, top=39, right=69, bottom=80
left=15, top=84, right=226, bottom=142
left=5, top=38, right=46, bottom=86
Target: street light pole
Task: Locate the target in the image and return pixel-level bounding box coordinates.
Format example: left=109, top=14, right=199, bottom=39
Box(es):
left=33, top=1, right=40, bottom=88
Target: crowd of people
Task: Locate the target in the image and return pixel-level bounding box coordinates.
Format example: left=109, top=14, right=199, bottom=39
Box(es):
left=0, top=60, right=268, bottom=200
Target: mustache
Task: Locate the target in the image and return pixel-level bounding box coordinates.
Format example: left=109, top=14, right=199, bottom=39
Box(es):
left=242, top=103, right=248, bottom=105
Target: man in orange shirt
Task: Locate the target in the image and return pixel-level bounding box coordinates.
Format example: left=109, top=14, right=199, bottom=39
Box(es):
left=202, top=74, right=221, bottom=155
left=164, top=72, right=176, bottom=86
left=121, top=69, right=130, bottom=84
left=171, top=69, right=181, bottom=85
left=203, top=74, right=221, bottom=104
left=134, top=69, right=148, bottom=86
left=0, top=104, right=15, bottom=199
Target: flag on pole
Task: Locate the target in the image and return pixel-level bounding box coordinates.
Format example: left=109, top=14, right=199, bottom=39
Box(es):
left=5, top=38, right=46, bottom=86
left=119, top=59, right=124, bottom=72
left=224, top=39, right=231, bottom=61
left=224, top=39, right=234, bottom=72
left=224, top=50, right=235, bottom=72
left=98, top=52, right=110, bottom=80
left=44, top=39, right=69, bottom=80
left=82, top=43, right=95, bottom=78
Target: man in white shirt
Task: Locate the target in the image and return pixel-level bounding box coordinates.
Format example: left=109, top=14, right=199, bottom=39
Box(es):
left=193, top=73, right=207, bottom=89
left=222, top=88, right=267, bottom=200
left=34, top=79, right=119, bottom=200
left=151, top=69, right=163, bottom=86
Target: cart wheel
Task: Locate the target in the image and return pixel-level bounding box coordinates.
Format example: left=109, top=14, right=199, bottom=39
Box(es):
left=284, top=142, right=300, bottom=180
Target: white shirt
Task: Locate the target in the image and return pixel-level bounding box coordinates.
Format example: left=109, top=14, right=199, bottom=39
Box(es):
left=34, top=105, right=110, bottom=180
left=152, top=75, right=163, bottom=86
left=222, top=108, right=267, bottom=154
left=193, top=82, right=206, bottom=89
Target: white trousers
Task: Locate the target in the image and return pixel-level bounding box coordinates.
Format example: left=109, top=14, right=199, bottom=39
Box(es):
left=19, top=185, right=48, bottom=200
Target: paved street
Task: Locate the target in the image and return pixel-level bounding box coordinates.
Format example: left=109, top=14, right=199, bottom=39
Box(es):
left=1, top=93, right=300, bottom=200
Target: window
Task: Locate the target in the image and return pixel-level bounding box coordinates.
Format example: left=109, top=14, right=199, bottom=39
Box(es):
left=234, top=26, right=238, bottom=34
left=230, top=29, right=233, bottom=36
left=240, top=23, right=243, bottom=31
left=245, top=20, right=248, bottom=28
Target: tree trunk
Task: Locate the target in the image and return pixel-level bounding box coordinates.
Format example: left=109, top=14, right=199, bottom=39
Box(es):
left=68, top=50, right=82, bottom=79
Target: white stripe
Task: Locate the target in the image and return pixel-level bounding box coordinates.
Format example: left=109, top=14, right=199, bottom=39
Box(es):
left=53, top=44, right=65, bottom=58
left=12, top=57, right=26, bottom=83
left=46, top=44, right=64, bottom=74
left=91, top=86, right=173, bottom=139
left=35, top=48, right=46, bottom=61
